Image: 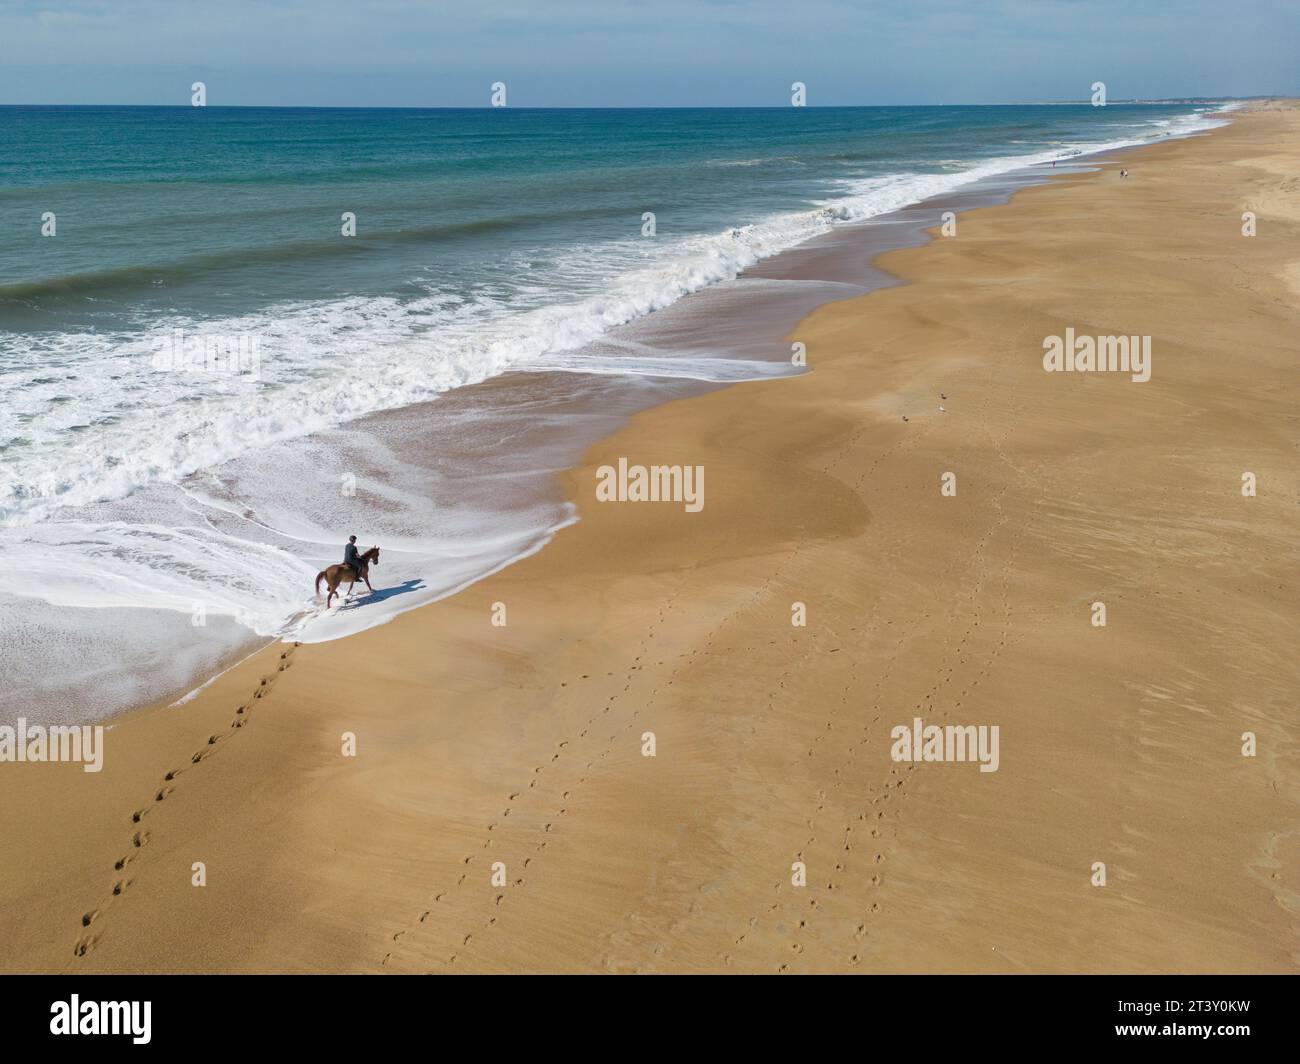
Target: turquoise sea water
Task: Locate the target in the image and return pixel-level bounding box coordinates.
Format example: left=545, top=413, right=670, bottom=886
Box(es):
left=0, top=103, right=1225, bottom=515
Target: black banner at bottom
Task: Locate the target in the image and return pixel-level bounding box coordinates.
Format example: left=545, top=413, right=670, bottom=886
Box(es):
left=3, top=973, right=1292, bottom=1051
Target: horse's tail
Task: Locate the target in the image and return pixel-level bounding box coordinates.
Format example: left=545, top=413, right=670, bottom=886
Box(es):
left=314, top=570, right=326, bottom=595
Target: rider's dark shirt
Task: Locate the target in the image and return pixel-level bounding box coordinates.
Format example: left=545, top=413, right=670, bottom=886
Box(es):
left=343, top=543, right=361, bottom=572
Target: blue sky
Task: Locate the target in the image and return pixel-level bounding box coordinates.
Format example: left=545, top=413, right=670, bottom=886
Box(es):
left=1, top=0, right=1295, bottom=107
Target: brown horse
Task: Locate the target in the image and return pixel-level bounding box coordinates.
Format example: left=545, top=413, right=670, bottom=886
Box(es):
left=315, top=546, right=380, bottom=609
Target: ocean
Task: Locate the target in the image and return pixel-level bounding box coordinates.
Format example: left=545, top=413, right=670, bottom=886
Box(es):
left=0, top=102, right=1232, bottom=721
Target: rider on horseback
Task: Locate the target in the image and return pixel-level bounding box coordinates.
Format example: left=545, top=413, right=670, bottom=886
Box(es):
left=316, top=537, right=379, bottom=609
left=343, top=535, right=365, bottom=579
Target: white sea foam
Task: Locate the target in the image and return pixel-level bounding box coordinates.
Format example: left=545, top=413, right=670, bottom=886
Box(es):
left=527, top=351, right=799, bottom=382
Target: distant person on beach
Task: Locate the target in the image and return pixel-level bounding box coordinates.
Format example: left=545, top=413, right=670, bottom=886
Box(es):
left=343, top=535, right=363, bottom=576
left=316, top=537, right=380, bottom=607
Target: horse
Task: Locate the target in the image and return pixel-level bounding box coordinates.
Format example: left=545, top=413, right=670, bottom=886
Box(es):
left=315, top=546, right=380, bottom=609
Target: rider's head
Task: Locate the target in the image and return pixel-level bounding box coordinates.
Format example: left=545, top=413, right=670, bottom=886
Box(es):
left=349, top=535, right=357, bottom=543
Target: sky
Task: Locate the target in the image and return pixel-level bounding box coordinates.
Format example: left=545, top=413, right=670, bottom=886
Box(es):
left=1, top=0, right=1296, bottom=107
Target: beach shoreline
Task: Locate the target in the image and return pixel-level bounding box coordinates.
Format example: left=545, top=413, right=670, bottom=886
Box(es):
left=39, top=122, right=1217, bottom=730
left=0, top=105, right=1235, bottom=729
left=2, top=102, right=1296, bottom=973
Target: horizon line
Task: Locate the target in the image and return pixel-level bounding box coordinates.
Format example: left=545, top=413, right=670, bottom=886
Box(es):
left=0, top=96, right=1276, bottom=112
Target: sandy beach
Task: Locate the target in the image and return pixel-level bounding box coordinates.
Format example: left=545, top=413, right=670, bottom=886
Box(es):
left=2, top=104, right=1296, bottom=975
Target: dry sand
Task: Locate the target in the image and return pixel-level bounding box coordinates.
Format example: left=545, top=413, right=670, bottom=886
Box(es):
left=1, top=105, right=1296, bottom=974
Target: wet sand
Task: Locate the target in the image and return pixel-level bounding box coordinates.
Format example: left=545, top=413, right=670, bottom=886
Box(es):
left=1, top=103, right=1296, bottom=973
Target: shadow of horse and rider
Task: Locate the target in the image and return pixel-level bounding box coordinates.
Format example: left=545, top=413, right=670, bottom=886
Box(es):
left=313, top=544, right=425, bottom=612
